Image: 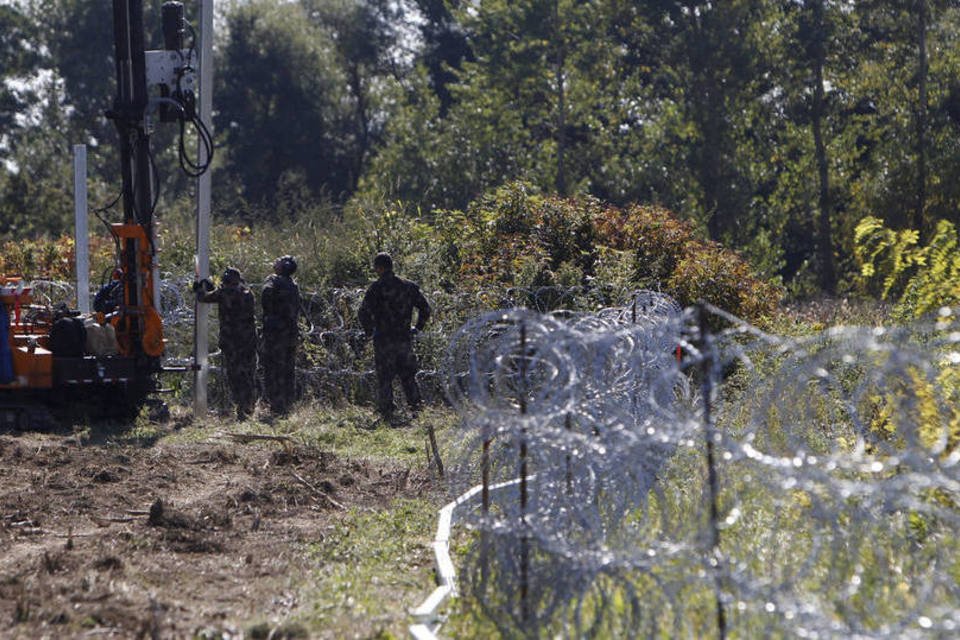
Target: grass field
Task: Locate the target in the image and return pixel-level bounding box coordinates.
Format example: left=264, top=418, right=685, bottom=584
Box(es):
left=0, top=403, right=459, bottom=639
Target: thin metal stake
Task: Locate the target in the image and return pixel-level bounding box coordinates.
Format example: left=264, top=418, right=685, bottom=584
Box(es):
left=698, top=305, right=727, bottom=640
left=518, top=321, right=530, bottom=625
left=482, top=436, right=491, bottom=512
left=480, top=428, right=491, bottom=589
left=425, top=421, right=444, bottom=477
left=565, top=412, right=573, bottom=496
left=193, top=0, right=214, bottom=415
left=73, top=145, right=90, bottom=314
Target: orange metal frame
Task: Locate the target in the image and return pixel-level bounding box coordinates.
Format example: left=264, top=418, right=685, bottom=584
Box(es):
left=111, top=223, right=164, bottom=358
left=1, top=277, right=53, bottom=389
left=0, top=222, right=164, bottom=393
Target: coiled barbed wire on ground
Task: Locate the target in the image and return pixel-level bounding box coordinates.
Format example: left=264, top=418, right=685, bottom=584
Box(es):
left=443, top=296, right=960, bottom=639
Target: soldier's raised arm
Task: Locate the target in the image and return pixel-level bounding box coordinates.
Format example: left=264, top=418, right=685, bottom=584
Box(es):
left=194, top=279, right=221, bottom=304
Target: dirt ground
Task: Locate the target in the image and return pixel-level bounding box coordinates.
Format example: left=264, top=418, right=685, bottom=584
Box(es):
left=0, top=424, right=431, bottom=639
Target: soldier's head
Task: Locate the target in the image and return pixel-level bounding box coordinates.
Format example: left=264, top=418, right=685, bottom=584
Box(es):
left=373, top=252, right=393, bottom=276
left=274, top=255, right=297, bottom=277
left=222, top=267, right=242, bottom=286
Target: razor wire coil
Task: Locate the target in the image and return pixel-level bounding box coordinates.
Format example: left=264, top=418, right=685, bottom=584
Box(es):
left=440, top=296, right=960, bottom=639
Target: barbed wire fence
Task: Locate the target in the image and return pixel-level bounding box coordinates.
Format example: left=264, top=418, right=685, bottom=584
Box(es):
left=32, top=278, right=625, bottom=412
left=438, top=295, right=960, bottom=639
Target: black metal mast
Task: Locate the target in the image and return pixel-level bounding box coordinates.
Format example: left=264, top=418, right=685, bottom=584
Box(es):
left=110, top=0, right=154, bottom=231
left=108, top=0, right=153, bottom=356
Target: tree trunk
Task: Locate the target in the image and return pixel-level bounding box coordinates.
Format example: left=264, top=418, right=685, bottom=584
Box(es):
left=554, top=0, right=567, bottom=196
left=915, top=0, right=928, bottom=240
left=556, top=59, right=567, bottom=196
left=811, top=0, right=836, bottom=293
left=700, top=79, right=725, bottom=241
left=349, top=64, right=369, bottom=195
left=684, top=9, right=726, bottom=241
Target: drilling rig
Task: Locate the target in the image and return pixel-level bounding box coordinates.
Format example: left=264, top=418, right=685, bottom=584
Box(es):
left=0, top=0, right=211, bottom=427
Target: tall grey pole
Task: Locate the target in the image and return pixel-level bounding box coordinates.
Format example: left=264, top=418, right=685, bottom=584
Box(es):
left=73, top=144, right=91, bottom=314
left=193, top=0, right=213, bottom=414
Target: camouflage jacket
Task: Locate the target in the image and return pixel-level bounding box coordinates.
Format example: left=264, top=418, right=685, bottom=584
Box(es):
left=261, top=274, right=300, bottom=336
left=197, top=284, right=256, bottom=349
left=358, top=271, right=431, bottom=341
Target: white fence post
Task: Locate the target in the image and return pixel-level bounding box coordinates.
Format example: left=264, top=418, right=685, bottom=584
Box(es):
left=193, top=0, right=214, bottom=415
left=73, top=144, right=90, bottom=314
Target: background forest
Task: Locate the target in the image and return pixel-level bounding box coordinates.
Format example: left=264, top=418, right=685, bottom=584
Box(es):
left=3, top=6, right=960, bottom=636
left=3, top=0, right=960, bottom=306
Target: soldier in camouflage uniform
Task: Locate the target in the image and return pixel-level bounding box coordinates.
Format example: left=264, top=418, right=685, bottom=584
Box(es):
left=358, top=253, right=431, bottom=421
left=261, top=255, right=301, bottom=414
left=195, top=267, right=257, bottom=419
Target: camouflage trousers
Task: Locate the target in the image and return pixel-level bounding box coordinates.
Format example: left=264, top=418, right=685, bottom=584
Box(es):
left=262, top=334, right=297, bottom=414
left=222, top=347, right=256, bottom=419
left=373, top=338, right=422, bottom=417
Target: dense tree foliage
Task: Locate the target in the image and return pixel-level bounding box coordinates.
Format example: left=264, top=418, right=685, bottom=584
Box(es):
left=0, top=4, right=44, bottom=136
left=217, top=1, right=349, bottom=208
left=3, top=0, right=960, bottom=300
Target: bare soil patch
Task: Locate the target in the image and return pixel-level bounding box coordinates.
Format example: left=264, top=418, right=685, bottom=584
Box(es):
left=0, top=428, right=429, bottom=638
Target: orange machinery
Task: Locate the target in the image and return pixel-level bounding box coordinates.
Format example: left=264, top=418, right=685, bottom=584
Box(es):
left=0, top=223, right=165, bottom=422
left=0, top=277, right=53, bottom=390
left=0, top=229, right=163, bottom=419
left=0, top=0, right=207, bottom=427
left=110, top=222, right=165, bottom=360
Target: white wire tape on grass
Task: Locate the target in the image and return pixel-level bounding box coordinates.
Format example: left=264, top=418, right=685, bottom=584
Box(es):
left=409, top=477, right=530, bottom=640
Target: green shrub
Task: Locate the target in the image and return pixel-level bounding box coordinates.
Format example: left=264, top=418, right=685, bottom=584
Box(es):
left=436, top=182, right=781, bottom=321
left=0, top=234, right=115, bottom=283
left=853, top=216, right=960, bottom=450
left=668, top=244, right=781, bottom=323
left=854, top=216, right=960, bottom=320
left=443, top=183, right=599, bottom=293
left=595, top=203, right=694, bottom=283
left=595, top=201, right=781, bottom=323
